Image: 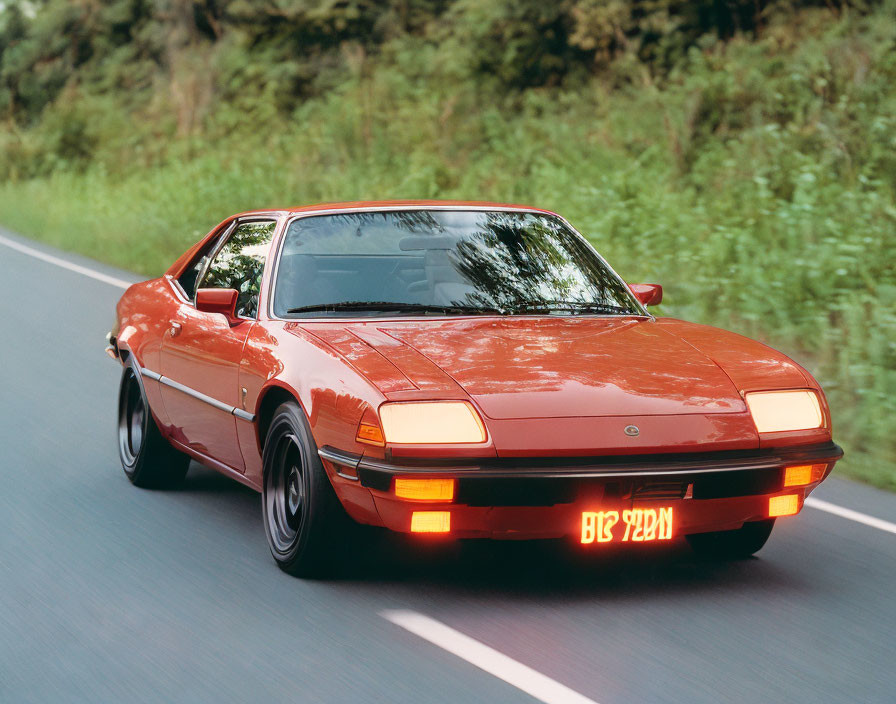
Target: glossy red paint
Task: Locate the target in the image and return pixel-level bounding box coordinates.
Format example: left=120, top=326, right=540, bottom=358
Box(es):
left=195, top=287, right=240, bottom=324
left=114, top=201, right=841, bottom=541
left=380, top=318, right=748, bottom=419
left=629, top=283, right=663, bottom=307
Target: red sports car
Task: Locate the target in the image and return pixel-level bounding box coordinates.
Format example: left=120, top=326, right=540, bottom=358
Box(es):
left=110, top=201, right=842, bottom=576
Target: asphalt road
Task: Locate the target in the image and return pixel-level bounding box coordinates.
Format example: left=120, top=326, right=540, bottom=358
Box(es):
left=2, top=229, right=895, bottom=704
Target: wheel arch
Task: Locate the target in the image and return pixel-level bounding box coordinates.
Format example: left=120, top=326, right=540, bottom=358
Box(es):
left=118, top=354, right=166, bottom=429
left=256, top=382, right=307, bottom=451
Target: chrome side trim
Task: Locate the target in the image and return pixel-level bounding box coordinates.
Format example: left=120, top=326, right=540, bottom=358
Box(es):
left=157, top=374, right=234, bottom=415
left=139, top=367, right=256, bottom=422
left=140, top=367, right=162, bottom=382
left=233, top=408, right=255, bottom=422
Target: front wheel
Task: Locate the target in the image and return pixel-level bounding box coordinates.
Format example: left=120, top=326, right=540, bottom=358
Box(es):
left=118, top=366, right=190, bottom=488
left=686, top=519, right=775, bottom=560
left=262, top=401, right=356, bottom=578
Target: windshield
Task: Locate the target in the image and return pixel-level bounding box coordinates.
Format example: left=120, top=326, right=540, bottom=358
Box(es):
left=272, top=209, right=642, bottom=318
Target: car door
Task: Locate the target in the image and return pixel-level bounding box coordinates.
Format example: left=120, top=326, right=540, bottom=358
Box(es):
left=159, top=218, right=277, bottom=471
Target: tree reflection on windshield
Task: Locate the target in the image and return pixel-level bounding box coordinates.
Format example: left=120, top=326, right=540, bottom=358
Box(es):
left=274, top=210, right=640, bottom=317
left=448, top=212, right=632, bottom=312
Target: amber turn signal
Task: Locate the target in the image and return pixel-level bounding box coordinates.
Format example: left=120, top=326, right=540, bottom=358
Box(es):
left=769, top=494, right=800, bottom=517
left=410, top=511, right=451, bottom=533
left=356, top=422, right=385, bottom=447
left=784, top=464, right=827, bottom=487
left=395, top=478, right=455, bottom=501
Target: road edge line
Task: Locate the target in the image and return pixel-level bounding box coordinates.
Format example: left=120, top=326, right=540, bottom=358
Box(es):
left=805, top=496, right=896, bottom=536
left=0, top=232, right=132, bottom=289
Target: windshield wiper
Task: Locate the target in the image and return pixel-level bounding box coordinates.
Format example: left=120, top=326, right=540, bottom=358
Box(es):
left=512, top=301, right=636, bottom=315
left=286, top=301, right=505, bottom=315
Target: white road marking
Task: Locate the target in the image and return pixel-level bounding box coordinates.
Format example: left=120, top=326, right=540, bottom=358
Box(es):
left=0, top=232, right=132, bottom=289
left=805, top=496, right=896, bottom=535
left=381, top=500, right=895, bottom=703
left=381, top=609, right=600, bottom=704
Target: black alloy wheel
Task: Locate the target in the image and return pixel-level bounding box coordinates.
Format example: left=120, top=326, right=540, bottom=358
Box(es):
left=262, top=401, right=361, bottom=577
left=265, top=432, right=308, bottom=554
left=117, top=366, right=190, bottom=488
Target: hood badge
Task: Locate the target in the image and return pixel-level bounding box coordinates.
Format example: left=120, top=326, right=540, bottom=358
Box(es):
left=624, top=425, right=640, bottom=437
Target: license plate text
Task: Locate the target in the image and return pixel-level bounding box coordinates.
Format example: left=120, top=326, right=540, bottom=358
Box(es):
left=581, top=508, right=673, bottom=544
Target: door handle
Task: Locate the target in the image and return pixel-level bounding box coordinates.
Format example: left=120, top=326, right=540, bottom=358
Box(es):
left=168, top=322, right=183, bottom=338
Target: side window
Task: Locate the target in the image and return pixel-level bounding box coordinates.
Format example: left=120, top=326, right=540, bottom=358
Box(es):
left=177, top=225, right=233, bottom=301
left=200, top=220, right=276, bottom=319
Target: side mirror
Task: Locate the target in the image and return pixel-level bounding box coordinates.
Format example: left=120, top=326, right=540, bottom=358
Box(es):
left=629, top=283, right=663, bottom=307
left=196, top=288, right=240, bottom=324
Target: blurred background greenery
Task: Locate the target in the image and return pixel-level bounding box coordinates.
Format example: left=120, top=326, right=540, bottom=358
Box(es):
left=0, top=0, right=893, bottom=488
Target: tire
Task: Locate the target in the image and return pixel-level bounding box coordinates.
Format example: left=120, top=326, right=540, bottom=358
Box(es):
left=118, top=366, right=190, bottom=488
left=686, top=519, right=775, bottom=560
left=261, top=401, right=356, bottom=578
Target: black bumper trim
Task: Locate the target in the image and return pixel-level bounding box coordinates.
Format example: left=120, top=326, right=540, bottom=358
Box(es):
left=319, top=443, right=843, bottom=490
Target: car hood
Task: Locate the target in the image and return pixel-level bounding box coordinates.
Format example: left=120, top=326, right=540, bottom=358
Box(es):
left=295, top=317, right=759, bottom=420
left=379, top=317, right=749, bottom=418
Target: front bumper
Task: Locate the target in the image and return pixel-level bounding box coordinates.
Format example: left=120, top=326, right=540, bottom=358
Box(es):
left=320, top=442, right=843, bottom=539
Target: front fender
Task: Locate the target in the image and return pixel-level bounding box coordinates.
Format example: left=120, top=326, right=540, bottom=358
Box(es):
left=237, top=322, right=389, bottom=488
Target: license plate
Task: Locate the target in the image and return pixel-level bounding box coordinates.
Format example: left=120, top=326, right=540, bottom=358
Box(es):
left=580, top=508, right=673, bottom=544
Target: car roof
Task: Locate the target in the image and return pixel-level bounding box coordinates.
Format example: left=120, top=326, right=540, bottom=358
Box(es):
left=231, top=200, right=558, bottom=218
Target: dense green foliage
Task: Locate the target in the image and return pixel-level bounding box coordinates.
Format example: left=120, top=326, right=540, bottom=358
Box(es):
left=0, top=1, right=893, bottom=488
